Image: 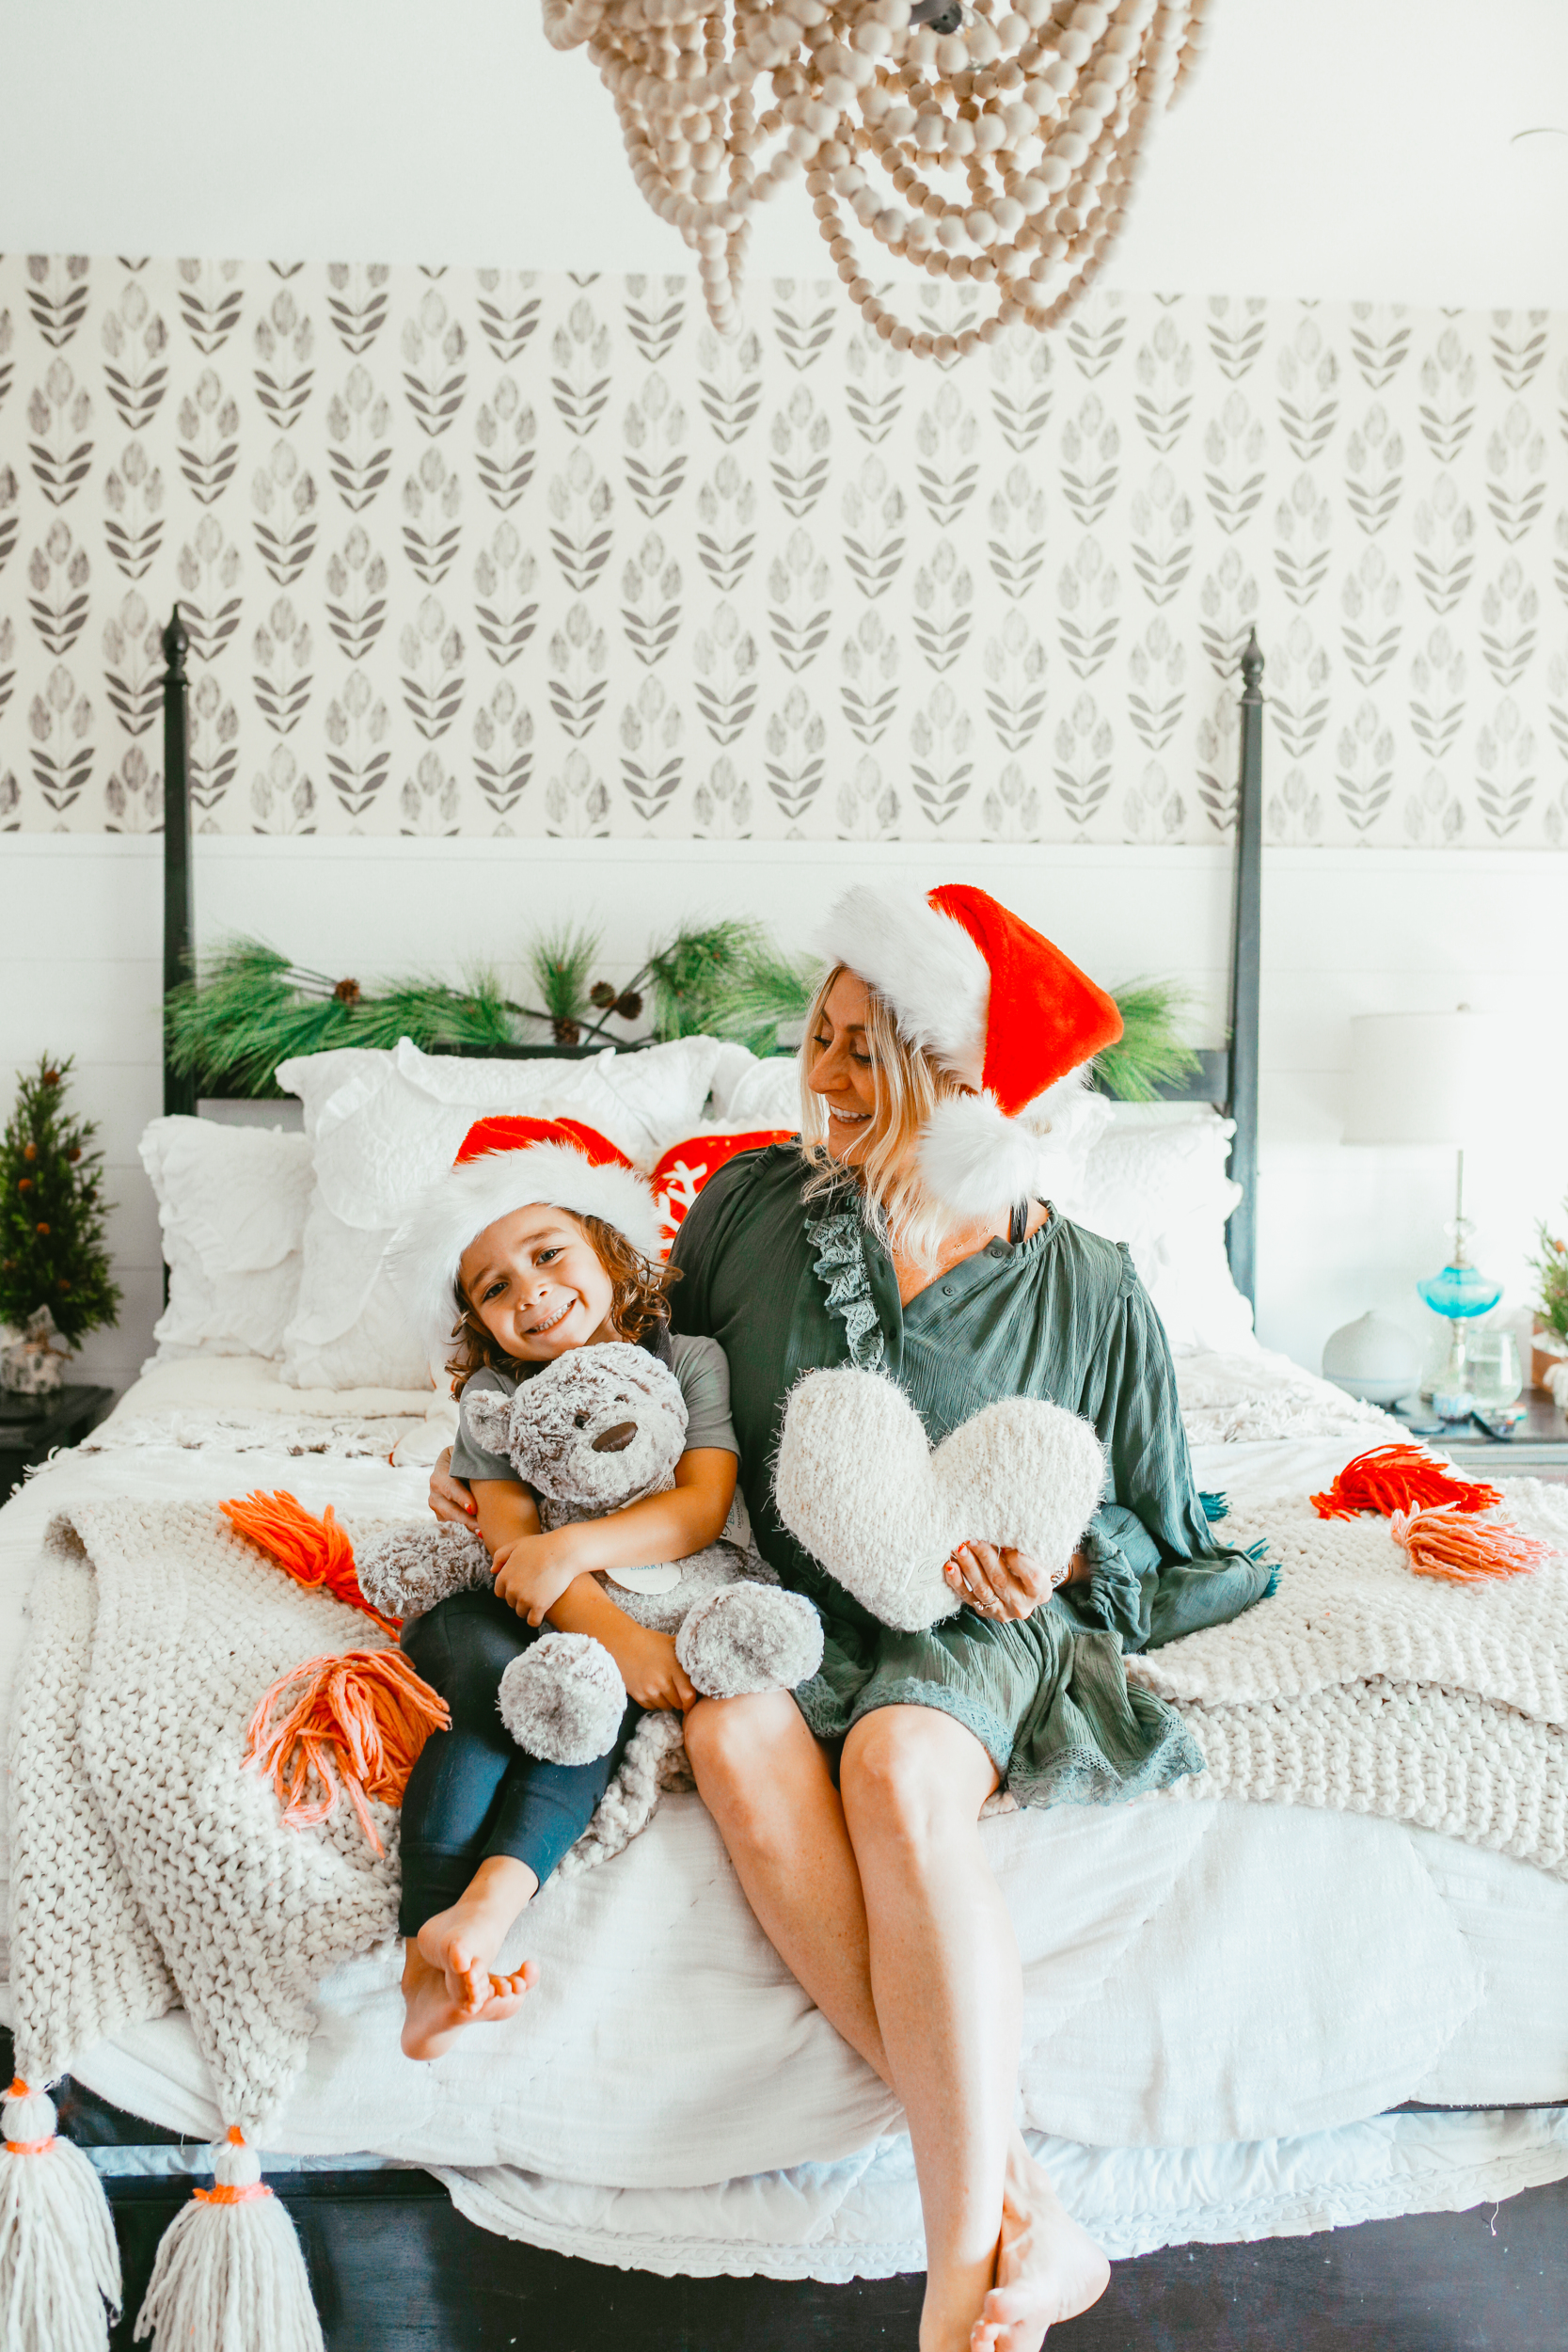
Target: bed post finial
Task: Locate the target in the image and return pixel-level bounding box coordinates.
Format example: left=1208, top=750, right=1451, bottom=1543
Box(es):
left=162, top=601, right=190, bottom=677
left=1240, top=625, right=1263, bottom=700
left=163, top=603, right=195, bottom=1120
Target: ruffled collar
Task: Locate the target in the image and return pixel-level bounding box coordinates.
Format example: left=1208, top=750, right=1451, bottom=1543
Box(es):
left=805, top=1204, right=887, bottom=1373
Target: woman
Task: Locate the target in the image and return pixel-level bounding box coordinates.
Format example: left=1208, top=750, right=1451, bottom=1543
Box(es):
left=430, top=882, right=1274, bottom=2352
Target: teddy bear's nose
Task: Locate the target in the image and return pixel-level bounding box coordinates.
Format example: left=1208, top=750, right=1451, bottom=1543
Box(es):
left=592, top=1421, right=639, bottom=1454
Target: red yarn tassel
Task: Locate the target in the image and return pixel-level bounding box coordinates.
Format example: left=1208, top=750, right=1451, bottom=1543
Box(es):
left=1310, top=1444, right=1502, bottom=1522
left=220, top=1489, right=401, bottom=1635
left=1390, top=1504, right=1549, bottom=1584
left=244, top=1648, right=451, bottom=1855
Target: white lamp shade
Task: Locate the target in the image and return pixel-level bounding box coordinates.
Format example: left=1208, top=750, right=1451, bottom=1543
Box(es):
left=1343, top=1011, right=1512, bottom=1147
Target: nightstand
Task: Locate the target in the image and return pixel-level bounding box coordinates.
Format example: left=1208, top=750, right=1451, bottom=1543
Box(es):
left=1392, top=1389, right=1568, bottom=1480
left=0, top=1385, right=117, bottom=1503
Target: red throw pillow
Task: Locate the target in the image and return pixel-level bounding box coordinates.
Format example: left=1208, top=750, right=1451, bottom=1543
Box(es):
left=651, top=1130, right=796, bottom=1256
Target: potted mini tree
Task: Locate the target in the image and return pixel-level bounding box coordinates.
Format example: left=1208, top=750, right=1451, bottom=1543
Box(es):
left=0, top=1057, right=119, bottom=1404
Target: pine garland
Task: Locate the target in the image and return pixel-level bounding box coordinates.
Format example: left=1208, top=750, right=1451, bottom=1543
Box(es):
left=166, top=931, right=1201, bottom=1103
left=0, top=1057, right=121, bottom=1344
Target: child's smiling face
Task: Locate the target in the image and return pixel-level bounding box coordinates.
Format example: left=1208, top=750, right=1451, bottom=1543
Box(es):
left=458, top=1204, right=617, bottom=1362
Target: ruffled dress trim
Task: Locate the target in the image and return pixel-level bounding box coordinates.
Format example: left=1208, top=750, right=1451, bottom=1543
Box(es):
left=806, top=1206, right=887, bottom=1373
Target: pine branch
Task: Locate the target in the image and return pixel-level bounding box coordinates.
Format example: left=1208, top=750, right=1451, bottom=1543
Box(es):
left=528, top=925, right=602, bottom=1045
left=1095, top=979, right=1202, bottom=1103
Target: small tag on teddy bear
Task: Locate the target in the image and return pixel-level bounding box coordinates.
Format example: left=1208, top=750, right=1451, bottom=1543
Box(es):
left=603, top=1562, right=685, bottom=1595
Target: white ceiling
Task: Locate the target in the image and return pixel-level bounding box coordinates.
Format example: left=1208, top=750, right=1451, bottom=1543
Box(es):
left=3, top=0, right=1567, bottom=310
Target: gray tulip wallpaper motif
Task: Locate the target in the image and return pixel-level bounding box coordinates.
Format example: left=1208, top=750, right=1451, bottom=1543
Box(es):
left=0, top=253, right=1564, bottom=847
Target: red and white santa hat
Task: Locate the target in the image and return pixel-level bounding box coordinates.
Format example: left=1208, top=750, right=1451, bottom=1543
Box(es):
left=816, top=882, right=1123, bottom=1220
left=392, top=1114, right=664, bottom=1367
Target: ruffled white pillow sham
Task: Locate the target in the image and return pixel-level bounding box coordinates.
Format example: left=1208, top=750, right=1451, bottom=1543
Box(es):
left=140, top=1117, right=316, bottom=1364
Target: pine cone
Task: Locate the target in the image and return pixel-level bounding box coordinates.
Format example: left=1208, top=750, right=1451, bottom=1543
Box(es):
left=67, top=1147, right=81, bottom=1163
left=552, top=1018, right=582, bottom=1048
left=334, top=977, right=362, bottom=1006
left=615, top=990, right=644, bottom=1021
left=589, top=981, right=618, bottom=1010
left=41, top=1069, right=60, bottom=1087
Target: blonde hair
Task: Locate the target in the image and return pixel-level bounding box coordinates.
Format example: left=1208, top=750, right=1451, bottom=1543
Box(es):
left=798, top=963, right=971, bottom=1272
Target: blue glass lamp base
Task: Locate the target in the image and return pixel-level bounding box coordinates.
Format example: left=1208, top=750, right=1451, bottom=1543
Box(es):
left=1417, top=1263, right=1504, bottom=1321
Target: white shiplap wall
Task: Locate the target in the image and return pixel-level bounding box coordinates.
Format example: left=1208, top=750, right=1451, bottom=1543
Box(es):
left=3, top=834, right=1563, bottom=1396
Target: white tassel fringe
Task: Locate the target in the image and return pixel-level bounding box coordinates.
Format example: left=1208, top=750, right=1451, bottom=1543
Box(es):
left=0, top=2082, right=119, bottom=2352
left=135, top=2133, right=323, bottom=2352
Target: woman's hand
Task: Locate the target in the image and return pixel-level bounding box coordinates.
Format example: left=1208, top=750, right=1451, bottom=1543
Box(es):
left=942, top=1541, right=1078, bottom=1624
left=428, top=1448, right=480, bottom=1530
left=602, top=1622, right=697, bottom=1713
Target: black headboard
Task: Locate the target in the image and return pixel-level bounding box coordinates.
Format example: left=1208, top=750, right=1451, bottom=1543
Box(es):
left=158, top=616, right=1266, bottom=1301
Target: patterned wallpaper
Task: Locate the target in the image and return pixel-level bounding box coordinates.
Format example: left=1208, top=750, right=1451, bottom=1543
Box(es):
left=1, top=254, right=1565, bottom=848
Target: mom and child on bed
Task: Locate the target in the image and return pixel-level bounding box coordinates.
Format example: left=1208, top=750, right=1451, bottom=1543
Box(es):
left=400, top=882, right=1273, bottom=2352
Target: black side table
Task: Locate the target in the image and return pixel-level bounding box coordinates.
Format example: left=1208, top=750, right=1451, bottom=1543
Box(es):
left=0, top=1385, right=117, bottom=1503
left=1392, top=1388, right=1568, bottom=1480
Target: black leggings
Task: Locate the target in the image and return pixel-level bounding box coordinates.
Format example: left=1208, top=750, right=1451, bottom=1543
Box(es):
left=397, top=1586, right=640, bottom=1938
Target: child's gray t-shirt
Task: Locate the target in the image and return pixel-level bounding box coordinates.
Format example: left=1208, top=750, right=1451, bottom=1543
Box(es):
left=451, top=1332, right=740, bottom=1486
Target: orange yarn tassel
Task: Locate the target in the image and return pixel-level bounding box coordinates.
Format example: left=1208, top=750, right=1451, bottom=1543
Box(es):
left=1310, top=1444, right=1502, bottom=1522
left=1391, top=1504, right=1550, bottom=1584
left=220, top=1488, right=401, bottom=1635
left=243, top=1648, right=451, bottom=1855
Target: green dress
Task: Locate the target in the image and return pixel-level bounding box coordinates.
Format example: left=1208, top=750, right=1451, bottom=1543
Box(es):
left=669, top=1143, right=1275, bottom=1808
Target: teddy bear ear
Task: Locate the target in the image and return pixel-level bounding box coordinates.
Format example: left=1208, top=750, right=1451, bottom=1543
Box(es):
left=462, top=1384, right=516, bottom=1460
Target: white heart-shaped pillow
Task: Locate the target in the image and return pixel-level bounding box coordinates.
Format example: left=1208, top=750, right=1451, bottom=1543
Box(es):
left=773, top=1367, right=1107, bottom=1632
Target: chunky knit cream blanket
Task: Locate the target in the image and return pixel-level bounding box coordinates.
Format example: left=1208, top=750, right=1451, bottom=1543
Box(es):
left=9, top=1502, right=402, bottom=2133
left=1134, top=1477, right=1568, bottom=1880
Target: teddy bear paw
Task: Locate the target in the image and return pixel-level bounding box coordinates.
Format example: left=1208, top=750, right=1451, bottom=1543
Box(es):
left=356, top=1522, right=493, bottom=1620
left=676, top=1582, right=824, bottom=1700
left=498, top=1632, right=626, bottom=1765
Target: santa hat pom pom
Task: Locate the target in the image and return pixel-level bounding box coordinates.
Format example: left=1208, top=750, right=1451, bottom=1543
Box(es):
left=135, top=2129, right=323, bottom=2352
left=917, top=1091, right=1048, bottom=1223
left=0, top=2078, right=120, bottom=2352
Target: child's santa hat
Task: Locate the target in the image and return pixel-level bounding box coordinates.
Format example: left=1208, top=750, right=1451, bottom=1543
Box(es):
left=392, top=1115, right=663, bottom=1367
left=816, top=882, right=1123, bottom=1221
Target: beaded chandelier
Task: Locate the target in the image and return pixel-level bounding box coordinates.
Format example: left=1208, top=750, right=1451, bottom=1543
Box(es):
left=542, top=0, right=1208, bottom=360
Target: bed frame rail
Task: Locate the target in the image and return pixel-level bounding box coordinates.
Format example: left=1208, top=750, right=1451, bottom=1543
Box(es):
left=157, top=612, right=1264, bottom=1301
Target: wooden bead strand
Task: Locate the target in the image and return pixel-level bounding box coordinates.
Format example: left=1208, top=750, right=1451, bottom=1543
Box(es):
left=544, top=0, right=1205, bottom=351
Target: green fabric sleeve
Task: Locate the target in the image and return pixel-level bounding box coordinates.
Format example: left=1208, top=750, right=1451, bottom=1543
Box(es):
left=1063, top=1248, right=1275, bottom=1652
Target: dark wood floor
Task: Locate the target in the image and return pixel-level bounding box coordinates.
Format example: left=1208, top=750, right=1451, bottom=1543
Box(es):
left=98, top=2167, right=1568, bottom=2352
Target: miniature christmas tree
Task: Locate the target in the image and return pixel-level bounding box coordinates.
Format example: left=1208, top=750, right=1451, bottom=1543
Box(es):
left=0, top=1057, right=120, bottom=1346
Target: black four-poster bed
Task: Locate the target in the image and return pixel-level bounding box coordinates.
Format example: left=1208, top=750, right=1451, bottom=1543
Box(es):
left=17, top=614, right=1565, bottom=2352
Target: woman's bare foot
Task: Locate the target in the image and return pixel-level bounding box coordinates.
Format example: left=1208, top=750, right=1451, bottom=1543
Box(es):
left=400, top=1855, right=539, bottom=2060
left=969, top=2137, right=1109, bottom=2351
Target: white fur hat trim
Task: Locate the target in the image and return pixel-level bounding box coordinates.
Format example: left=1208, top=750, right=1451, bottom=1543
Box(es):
left=917, top=1091, right=1055, bottom=1224
left=390, top=1141, right=663, bottom=1367
left=816, top=884, right=988, bottom=1086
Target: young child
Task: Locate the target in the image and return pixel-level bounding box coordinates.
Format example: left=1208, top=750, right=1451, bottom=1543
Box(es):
left=392, top=1116, right=742, bottom=2060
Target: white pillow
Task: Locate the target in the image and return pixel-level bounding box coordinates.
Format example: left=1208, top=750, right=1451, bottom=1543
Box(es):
left=1060, top=1105, right=1257, bottom=1356
left=139, top=1117, right=314, bottom=1362
left=709, top=1048, right=803, bottom=1131
left=276, top=1038, right=672, bottom=1391
left=574, top=1034, right=736, bottom=1164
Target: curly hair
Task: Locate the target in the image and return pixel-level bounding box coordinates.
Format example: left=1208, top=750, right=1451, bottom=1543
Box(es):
left=446, top=1211, right=678, bottom=1396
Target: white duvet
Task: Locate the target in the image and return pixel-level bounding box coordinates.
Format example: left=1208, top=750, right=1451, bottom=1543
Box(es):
left=3, top=1359, right=1566, bottom=2265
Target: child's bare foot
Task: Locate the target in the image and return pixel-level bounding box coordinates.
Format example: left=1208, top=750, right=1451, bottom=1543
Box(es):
left=400, top=1939, right=536, bottom=2060
left=401, top=1855, right=539, bottom=2061
left=968, top=2137, right=1109, bottom=2351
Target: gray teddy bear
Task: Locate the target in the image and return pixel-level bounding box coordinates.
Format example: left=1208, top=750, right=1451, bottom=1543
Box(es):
left=356, top=1342, right=823, bottom=1767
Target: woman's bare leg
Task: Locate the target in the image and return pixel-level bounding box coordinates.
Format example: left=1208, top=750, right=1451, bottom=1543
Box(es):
left=686, top=1695, right=1107, bottom=2351
left=837, top=1706, right=1015, bottom=2352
